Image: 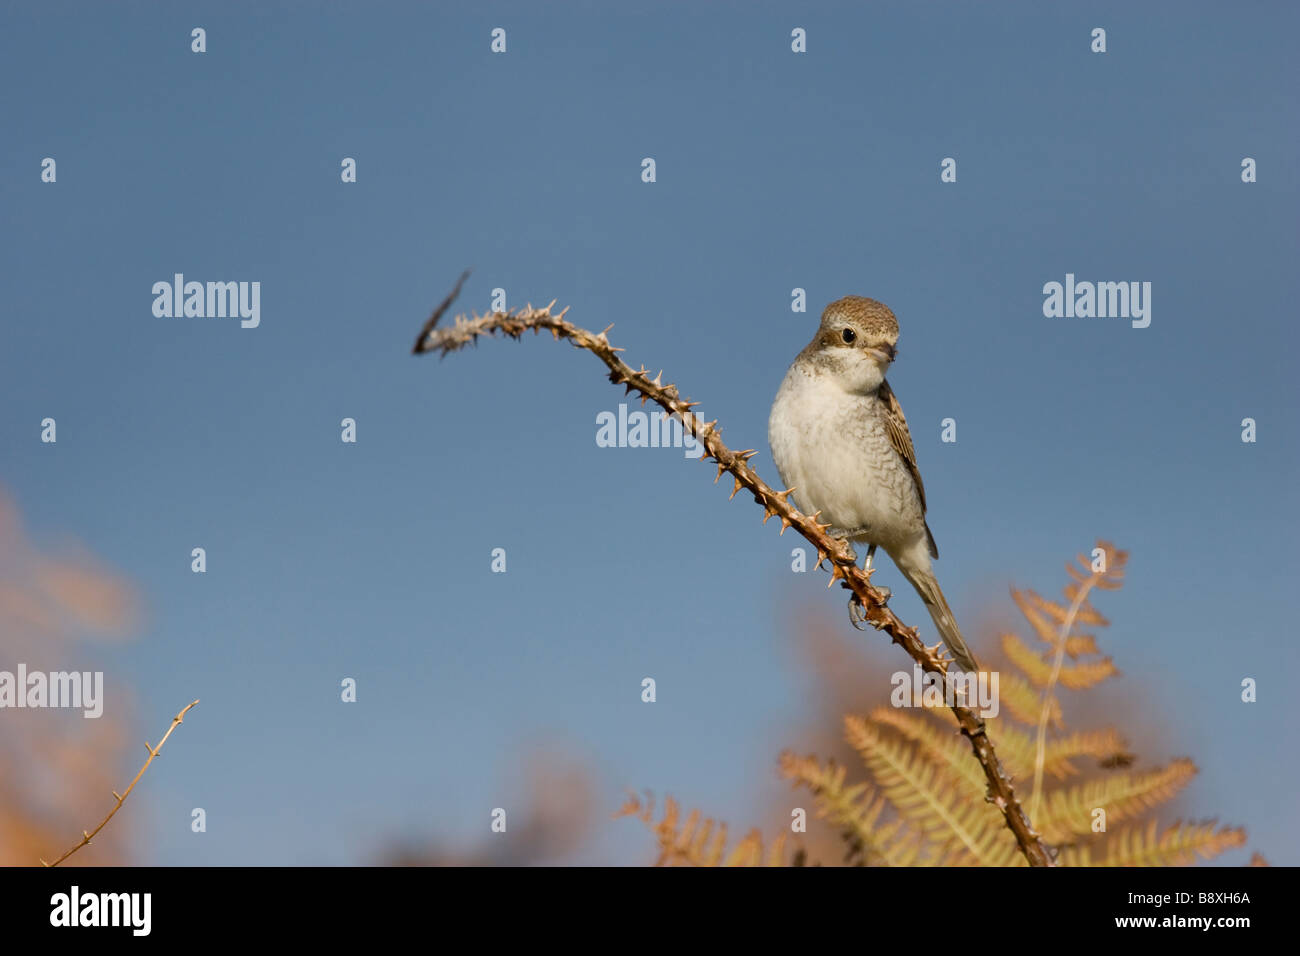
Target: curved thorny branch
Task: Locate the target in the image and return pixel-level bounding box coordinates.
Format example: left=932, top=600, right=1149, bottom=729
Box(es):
left=413, top=292, right=1055, bottom=867
left=41, top=699, right=199, bottom=867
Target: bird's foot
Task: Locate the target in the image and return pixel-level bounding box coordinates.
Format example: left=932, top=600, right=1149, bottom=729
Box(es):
left=847, top=586, right=891, bottom=630
left=848, top=595, right=869, bottom=630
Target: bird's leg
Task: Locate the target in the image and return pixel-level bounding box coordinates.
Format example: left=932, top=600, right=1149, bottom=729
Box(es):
left=861, top=543, right=891, bottom=603
left=845, top=541, right=891, bottom=629
left=841, top=541, right=869, bottom=629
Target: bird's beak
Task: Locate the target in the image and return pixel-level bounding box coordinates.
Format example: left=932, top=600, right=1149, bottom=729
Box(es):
left=866, top=347, right=893, bottom=366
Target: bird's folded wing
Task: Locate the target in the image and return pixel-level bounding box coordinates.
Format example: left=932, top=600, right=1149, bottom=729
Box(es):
left=878, top=379, right=926, bottom=514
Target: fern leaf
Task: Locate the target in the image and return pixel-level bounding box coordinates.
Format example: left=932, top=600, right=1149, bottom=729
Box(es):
left=869, top=706, right=987, bottom=793
left=1085, top=540, right=1129, bottom=590
left=1035, top=759, right=1198, bottom=842
left=1060, top=819, right=1246, bottom=866
left=1063, top=634, right=1100, bottom=658
left=616, top=791, right=789, bottom=867
left=984, top=721, right=1128, bottom=781
left=779, top=751, right=925, bottom=866
left=1046, top=728, right=1132, bottom=776
left=997, top=672, right=1065, bottom=728
left=1001, top=632, right=1119, bottom=689
left=843, top=715, right=1009, bottom=865
left=1010, top=589, right=1063, bottom=646
left=1058, top=585, right=1110, bottom=627
left=938, top=823, right=1027, bottom=867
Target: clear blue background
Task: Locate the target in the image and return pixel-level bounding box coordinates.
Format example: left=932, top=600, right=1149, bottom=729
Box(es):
left=2, top=1, right=1296, bottom=864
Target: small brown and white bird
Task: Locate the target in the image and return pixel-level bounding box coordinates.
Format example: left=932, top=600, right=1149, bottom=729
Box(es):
left=767, top=296, right=979, bottom=672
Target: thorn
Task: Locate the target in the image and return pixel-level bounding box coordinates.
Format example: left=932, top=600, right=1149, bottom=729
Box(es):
left=39, top=859, right=49, bottom=867
left=777, top=486, right=797, bottom=501
left=761, top=510, right=775, bottom=525
left=729, top=477, right=743, bottom=501
left=82, top=831, right=91, bottom=842
left=715, top=462, right=727, bottom=484
left=546, top=298, right=557, bottom=312
left=779, top=516, right=792, bottom=534
left=737, top=449, right=757, bottom=462
left=112, top=790, right=122, bottom=802
left=600, top=323, right=614, bottom=336
left=144, top=741, right=152, bottom=753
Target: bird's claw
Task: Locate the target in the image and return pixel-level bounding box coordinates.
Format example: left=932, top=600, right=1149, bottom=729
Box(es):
left=847, top=586, right=890, bottom=630
left=848, top=595, right=869, bottom=630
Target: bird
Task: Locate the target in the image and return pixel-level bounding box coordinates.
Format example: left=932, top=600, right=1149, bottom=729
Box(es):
left=767, top=295, right=980, bottom=672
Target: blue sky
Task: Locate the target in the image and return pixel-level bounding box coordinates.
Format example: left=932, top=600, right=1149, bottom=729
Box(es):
left=2, top=1, right=1297, bottom=865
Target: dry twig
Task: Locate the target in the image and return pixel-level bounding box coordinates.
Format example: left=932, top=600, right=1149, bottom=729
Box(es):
left=40, top=699, right=199, bottom=867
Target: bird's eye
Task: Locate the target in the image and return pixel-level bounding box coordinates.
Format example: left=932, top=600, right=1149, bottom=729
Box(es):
left=841, top=328, right=856, bottom=344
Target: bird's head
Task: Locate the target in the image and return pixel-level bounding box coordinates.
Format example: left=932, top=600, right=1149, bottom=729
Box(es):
left=803, top=296, right=899, bottom=394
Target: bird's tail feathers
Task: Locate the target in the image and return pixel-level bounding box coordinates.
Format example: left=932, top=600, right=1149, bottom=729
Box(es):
left=899, top=565, right=980, bottom=673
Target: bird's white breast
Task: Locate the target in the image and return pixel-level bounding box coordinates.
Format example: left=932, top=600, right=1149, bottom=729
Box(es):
left=767, top=364, right=924, bottom=551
